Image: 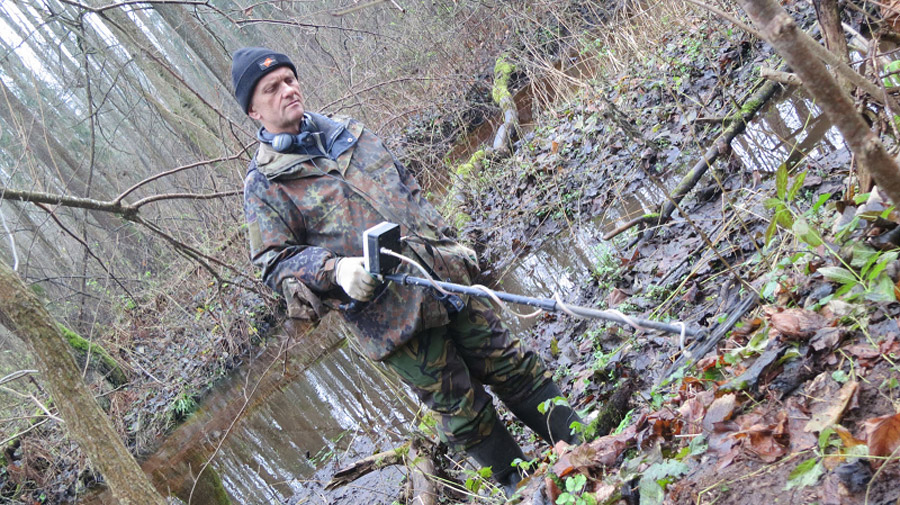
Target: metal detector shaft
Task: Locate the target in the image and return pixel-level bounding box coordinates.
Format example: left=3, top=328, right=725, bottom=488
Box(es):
left=384, top=273, right=701, bottom=337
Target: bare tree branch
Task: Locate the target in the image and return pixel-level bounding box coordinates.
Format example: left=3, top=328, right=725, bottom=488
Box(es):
left=33, top=203, right=138, bottom=303
left=131, top=189, right=242, bottom=209
left=57, top=0, right=215, bottom=15
left=114, top=152, right=247, bottom=204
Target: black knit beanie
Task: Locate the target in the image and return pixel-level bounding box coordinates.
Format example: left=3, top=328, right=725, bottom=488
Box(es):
left=231, top=47, right=297, bottom=114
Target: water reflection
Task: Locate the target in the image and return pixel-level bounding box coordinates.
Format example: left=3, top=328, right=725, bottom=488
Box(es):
left=732, top=89, right=843, bottom=173
left=210, top=345, right=414, bottom=504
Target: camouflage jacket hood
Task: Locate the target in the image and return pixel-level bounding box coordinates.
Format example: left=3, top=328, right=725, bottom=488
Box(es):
left=243, top=114, right=477, bottom=360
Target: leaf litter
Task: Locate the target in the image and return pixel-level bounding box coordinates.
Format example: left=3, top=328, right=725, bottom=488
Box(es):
left=456, top=2, right=900, bottom=504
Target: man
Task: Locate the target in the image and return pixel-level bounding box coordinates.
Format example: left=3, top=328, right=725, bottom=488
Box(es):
left=232, top=47, right=580, bottom=496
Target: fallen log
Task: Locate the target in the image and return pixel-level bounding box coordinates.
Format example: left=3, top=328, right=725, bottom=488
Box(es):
left=325, top=437, right=439, bottom=505
left=603, top=78, right=782, bottom=242
left=492, top=55, right=519, bottom=156
left=325, top=442, right=408, bottom=491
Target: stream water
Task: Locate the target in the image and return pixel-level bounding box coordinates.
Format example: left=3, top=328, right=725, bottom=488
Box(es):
left=80, top=84, right=848, bottom=504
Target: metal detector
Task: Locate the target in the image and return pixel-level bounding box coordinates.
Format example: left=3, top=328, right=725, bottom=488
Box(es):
left=360, top=222, right=703, bottom=337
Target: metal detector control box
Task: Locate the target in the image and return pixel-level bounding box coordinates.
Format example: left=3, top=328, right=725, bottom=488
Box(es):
left=363, top=222, right=401, bottom=275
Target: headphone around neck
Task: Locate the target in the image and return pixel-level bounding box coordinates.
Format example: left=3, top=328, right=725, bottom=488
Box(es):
left=257, top=127, right=317, bottom=153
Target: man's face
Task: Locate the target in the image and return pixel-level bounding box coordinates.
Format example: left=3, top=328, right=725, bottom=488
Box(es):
left=248, top=66, right=305, bottom=134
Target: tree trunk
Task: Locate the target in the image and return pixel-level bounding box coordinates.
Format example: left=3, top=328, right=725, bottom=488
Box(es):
left=0, top=259, right=167, bottom=505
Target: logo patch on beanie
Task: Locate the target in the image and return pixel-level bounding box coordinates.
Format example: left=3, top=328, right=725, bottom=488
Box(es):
left=258, top=56, right=276, bottom=70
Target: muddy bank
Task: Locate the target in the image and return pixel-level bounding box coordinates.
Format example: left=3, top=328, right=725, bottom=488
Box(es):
left=453, top=2, right=900, bottom=504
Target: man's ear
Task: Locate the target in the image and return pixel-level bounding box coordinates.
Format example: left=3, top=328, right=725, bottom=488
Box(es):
left=248, top=105, right=261, bottom=121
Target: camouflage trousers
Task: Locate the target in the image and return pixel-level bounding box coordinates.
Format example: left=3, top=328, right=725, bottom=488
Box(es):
left=382, top=297, right=550, bottom=450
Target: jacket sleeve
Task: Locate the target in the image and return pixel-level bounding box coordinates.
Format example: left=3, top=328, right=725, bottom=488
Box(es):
left=243, top=169, right=338, bottom=293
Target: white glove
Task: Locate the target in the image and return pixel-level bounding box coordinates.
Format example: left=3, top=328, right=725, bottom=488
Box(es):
left=334, top=257, right=378, bottom=301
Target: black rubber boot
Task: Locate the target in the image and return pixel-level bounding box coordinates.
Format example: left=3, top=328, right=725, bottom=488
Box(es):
left=505, top=381, right=582, bottom=445
left=466, top=417, right=526, bottom=497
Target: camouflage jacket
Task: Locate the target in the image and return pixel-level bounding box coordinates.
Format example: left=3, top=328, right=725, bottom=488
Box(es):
left=243, top=113, right=477, bottom=360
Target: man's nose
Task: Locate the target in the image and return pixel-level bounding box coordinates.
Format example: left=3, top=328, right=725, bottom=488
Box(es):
left=280, top=84, right=297, bottom=98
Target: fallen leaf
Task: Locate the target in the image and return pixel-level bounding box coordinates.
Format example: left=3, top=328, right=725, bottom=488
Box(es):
left=678, top=397, right=705, bottom=435
left=545, top=476, right=562, bottom=503
left=591, top=483, right=617, bottom=502
left=844, top=344, right=881, bottom=360
left=766, top=307, right=828, bottom=340
left=695, top=355, right=720, bottom=372
left=879, top=334, right=900, bottom=357
left=833, top=425, right=866, bottom=448
left=703, top=394, right=737, bottom=432
left=732, top=317, right=763, bottom=339
left=606, top=288, right=628, bottom=307
left=809, top=327, right=842, bottom=352
left=804, top=380, right=859, bottom=433
left=864, top=412, right=900, bottom=466
left=588, top=422, right=639, bottom=466
left=882, top=0, right=900, bottom=31
left=744, top=420, right=790, bottom=462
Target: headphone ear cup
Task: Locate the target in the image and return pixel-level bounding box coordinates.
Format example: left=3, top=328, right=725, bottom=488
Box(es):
left=272, top=133, right=295, bottom=153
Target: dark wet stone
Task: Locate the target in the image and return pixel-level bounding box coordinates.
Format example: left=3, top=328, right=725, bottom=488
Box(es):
left=835, top=459, right=872, bottom=493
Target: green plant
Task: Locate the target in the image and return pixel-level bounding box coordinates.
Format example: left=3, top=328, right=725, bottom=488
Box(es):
left=638, top=459, right=689, bottom=505
left=818, top=245, right=898, bottom=303
left=765, top=166, right=897, bottom=303
left=463, top=466, right=494, bottom=495
left=785, top=427, right=868, bottom=490
left=170, top=390, right=197, bottom=418
left=590, top=244, right=621, bottom=286
left=556, top=474, right=596, bottom=505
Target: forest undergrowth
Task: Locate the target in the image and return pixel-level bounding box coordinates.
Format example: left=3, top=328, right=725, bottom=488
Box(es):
left=433, top=2, right=900, bottom=505
left=3, top=0, right=900, bottom=504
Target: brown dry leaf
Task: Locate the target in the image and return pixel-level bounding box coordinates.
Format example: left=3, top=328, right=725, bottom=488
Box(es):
left=695, top=355, right=720, bottom=372
left=833, top=425, right=866, bottom=448
left=864, top=412, right=900, bottom=466
left=844, top=344, right=881, bottom=360
left=678, top=397, right=705, bottom=435
left=732, top=317, right=763, bottom=339
left=809, top=327, right=842, bottom=352
left=566, top=444, right=598, bottom=472
left=587, top=422, right=639, bottom=466
left=879, top=334, right=900, bottom=357
left=785, top=397, right=818, bottom=452
left=551, top=140, right=559, bottom=154
left=649, top=409, right=682, bottom=438
left=804, top=380, right=859, bottom=433
left=591, top=483, right=617, bottom=502
left=702, top=393, right=737, bottom=432
left=741, top=423, right=790, bottom=462
left=766, top=307, right=828, bottom=340
left=885, top=0, right=900, bottom=32
left=606, top=288, right=628, bottom=307
left=545, top=476, right=562, bottom=503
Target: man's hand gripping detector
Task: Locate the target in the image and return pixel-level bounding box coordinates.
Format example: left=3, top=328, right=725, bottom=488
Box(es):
left=353, top=221, right=465, bottom=314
